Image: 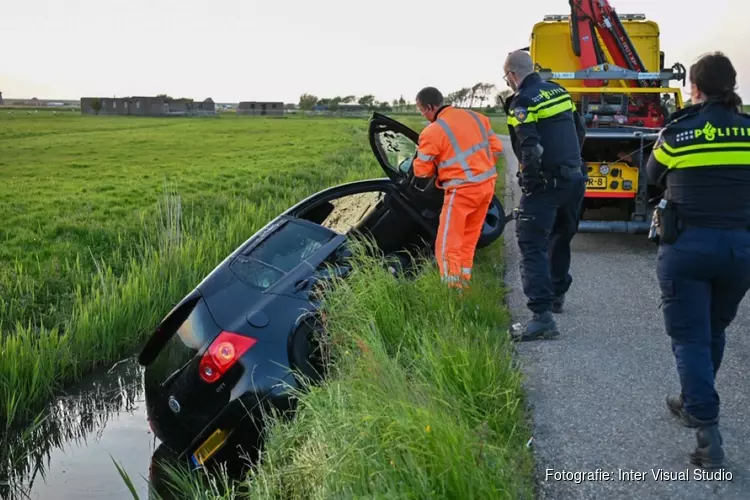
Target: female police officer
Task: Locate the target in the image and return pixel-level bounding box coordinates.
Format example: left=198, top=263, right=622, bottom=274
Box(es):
left=646, top=51, right=750, bottom=469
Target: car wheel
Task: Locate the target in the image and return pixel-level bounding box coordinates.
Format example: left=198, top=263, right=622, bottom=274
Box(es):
left=289, top=317, right=329, bottom=386
left=477, top=195, right=505, bottom=249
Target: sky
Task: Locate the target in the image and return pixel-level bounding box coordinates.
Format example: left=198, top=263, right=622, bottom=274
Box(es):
left=2, top=0, right=749, bottom=104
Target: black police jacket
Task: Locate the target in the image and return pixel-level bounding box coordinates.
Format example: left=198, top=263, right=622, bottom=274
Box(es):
left=646, top=99, right=750, bottom=229
left=506, top=72, right=586, bottom=176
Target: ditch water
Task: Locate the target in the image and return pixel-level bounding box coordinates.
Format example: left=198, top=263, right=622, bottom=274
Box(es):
left=1, top=356, right=161, bottom=500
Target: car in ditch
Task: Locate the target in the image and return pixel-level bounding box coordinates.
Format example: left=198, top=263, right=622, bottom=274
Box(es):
left=138, top=112, right=508, bottom=470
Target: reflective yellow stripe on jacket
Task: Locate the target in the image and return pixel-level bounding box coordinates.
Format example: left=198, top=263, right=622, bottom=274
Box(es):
left=507, top=94, right=576, bottom=127
left=653, top=141, right=750, bottom=169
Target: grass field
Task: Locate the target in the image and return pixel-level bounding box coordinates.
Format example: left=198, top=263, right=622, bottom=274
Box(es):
left=2, top=111, right=409, bottom=429
left=2, top=110, right=532, bottom=500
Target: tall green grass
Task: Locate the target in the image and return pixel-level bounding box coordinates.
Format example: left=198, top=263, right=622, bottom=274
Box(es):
left=244, top=250, right=533, bottom=499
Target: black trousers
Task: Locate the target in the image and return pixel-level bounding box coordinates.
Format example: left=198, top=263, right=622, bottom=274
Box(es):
left=516, top=173, right=586, bottom=314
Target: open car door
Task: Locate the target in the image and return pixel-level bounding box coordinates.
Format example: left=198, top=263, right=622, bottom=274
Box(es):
left=367, top=112, right=505, bottom=249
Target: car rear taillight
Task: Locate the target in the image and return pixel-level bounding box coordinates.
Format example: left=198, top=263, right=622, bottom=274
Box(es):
left=198, top=331, right=257, bottom=383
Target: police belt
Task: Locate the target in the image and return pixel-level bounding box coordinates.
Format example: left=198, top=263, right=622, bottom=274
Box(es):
left=650, top=200, right=750, bottom=245
left=541, top=165, right=582, bottom=183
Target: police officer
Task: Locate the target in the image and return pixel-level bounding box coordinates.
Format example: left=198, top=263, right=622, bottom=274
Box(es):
left=646, top=51, right=750, bottom=469
left=503, top=50, right=587, bottom=341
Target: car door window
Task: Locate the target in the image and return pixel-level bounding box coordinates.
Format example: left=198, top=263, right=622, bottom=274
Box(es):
left=375, top=129, right=418, bottom=175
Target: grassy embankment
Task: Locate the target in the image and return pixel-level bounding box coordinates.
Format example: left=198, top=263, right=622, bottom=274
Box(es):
left=1, top=112, right=533, bottom=498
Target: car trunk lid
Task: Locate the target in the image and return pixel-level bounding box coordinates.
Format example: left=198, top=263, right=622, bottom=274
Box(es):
left=140, top=291, right=242, bottom=450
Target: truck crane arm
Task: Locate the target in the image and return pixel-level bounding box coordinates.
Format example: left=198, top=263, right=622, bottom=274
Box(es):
left=569, top=0, right=654, bottom=88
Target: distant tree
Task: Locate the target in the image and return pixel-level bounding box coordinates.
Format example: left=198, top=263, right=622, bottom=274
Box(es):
left=91, top=98, right=102, bottom=114
left=299, top=93, right=318, bottom=110
left=476, top=83, right=496, bottom=108
left=451, top=88, right=470, bottom=107
left=358, top=94, right=375, bottom=109
left=342, top=95, right=356, bottom=103
left=495, top=89, right=513, bottom=111
left=328, top=96, right=343, bottom=112
left=378, top=101, right=392, bottom=111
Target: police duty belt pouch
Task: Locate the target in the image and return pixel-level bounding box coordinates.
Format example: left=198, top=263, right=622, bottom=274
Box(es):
left=649, top=199, right=680, bottom=244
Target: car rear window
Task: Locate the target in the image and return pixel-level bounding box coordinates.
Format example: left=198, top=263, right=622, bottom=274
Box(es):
left=231, top=219, right=336, bottom=289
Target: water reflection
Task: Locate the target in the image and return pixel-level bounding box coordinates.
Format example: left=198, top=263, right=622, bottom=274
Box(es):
left=0, top=355, right=262, bottom=500
left=0, top=356, right=153, bottom=499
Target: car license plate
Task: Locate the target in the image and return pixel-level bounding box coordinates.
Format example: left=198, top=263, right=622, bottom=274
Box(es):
left=587, top=175, right=607, bottom=189
left=190, top=428, right=228, bottom=467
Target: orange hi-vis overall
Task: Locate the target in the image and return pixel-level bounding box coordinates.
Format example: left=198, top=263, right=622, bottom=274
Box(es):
left=413, top=106, right=503, bottom=288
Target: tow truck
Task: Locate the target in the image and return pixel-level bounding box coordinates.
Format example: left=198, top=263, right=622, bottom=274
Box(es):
left=524, top=0, right=686, bottom=233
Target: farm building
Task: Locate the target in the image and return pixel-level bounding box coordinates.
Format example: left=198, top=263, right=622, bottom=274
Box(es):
left=338, top=103, right=367, bottom=116
left=80, top=96, right=216, bottom=116
left=237, top=101, right=284, bottom=116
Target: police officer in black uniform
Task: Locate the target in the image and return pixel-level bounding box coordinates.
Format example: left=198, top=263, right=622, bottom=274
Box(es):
left=503, top=50, right=588, bottom=341
left=646, top=51, right=750, bottom=469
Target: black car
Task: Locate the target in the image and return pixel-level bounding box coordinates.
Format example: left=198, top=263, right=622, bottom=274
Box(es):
left=138, top=113, right=507, bottom=469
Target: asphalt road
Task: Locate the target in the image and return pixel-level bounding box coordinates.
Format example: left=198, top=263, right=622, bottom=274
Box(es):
left=500, top=137, right=749, bottom=499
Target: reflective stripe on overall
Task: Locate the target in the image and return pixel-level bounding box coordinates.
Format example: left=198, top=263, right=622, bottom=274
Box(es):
left=416, top=109, right=499, bottom=190
left=429, top=109, right=498, bottom=286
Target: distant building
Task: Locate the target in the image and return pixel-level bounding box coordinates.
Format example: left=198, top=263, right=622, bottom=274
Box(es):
left=338, top=103, right=367, bottom=116
left=237, top=101, right=284, bottom=116
left=80, top=96, right=216, bottom=116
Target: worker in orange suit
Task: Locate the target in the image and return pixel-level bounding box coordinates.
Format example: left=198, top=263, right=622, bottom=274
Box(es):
left=413, top=86, right=504, bottom=289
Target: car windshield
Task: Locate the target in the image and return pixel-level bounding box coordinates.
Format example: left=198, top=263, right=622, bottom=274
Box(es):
left=231, top=219, right=336, bottom=289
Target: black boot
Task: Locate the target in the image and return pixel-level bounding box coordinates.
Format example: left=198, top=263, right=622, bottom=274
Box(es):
left=690, top=425, right=724, bottom=469
left=510, top=311, right=559, bottom=342
left=666, top=394, right=702, bottom=428
left=552, top=295, right=565, bottom=314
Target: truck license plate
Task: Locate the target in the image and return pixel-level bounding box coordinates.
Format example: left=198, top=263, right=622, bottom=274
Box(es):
left=587, top=175, right=607, bottom=189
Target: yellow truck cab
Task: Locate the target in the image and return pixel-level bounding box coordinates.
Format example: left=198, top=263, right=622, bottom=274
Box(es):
left=528, top=13, right=685, bottom=233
